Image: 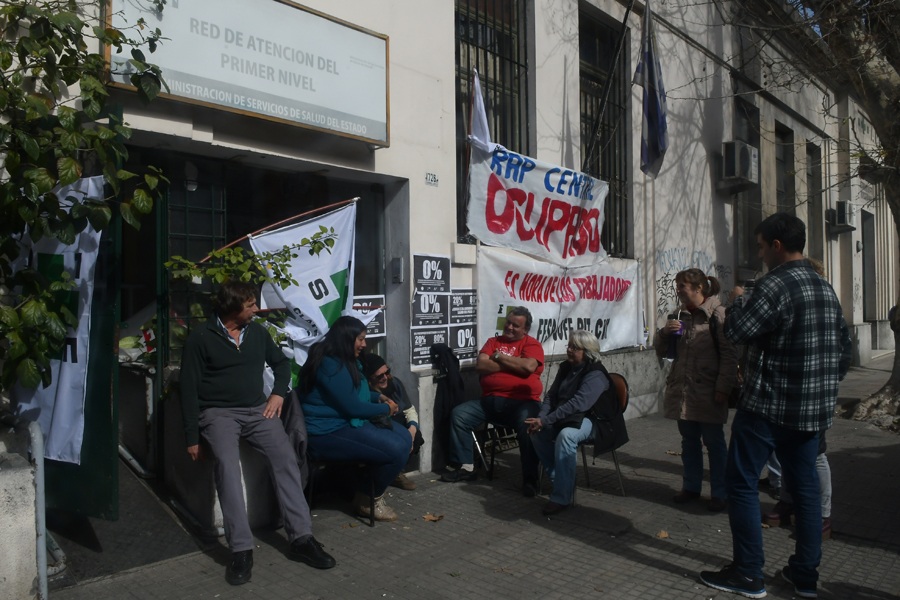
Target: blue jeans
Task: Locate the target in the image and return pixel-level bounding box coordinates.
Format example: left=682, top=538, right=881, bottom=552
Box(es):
left=448, top=396, right=541, bottom=482
left=307, top=422, right=412, bottom=497
left=726, top=410, right=821, bottom=582
left=531, top=418, right=593, bottom=505
left=677, top=420, right=727, bottom=499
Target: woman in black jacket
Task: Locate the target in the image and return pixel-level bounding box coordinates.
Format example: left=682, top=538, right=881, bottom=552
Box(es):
left=526, top=330, right=625, bottom=515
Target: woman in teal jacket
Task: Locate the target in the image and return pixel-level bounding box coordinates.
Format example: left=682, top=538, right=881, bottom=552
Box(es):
left=299, top=316, right=412, bottom=522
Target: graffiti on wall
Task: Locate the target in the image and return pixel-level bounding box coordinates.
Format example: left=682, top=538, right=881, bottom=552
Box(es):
left=655, top=247, right=732, bottom=322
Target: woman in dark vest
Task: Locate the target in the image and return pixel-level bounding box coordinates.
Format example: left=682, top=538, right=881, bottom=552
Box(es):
left=526, top=330, right=626, bottom=515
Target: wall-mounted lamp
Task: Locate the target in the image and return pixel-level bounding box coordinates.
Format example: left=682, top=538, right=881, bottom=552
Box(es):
left=185, top=161, right=198, bottom=192
left=856, top=241, right=863, bottom=253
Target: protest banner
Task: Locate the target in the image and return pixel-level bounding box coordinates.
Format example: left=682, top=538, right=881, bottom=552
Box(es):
left=11, top=176, right=104, bottom=463
left=476, top=247, right=643, bottom=356
left=466, top=144, right=610, bottom=267
left=250, top=203, right=375, bottom=364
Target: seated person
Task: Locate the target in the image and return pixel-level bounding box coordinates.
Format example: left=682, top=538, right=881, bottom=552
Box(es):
left=441, top=307, right=544, bottom=496
left=363, top=353, right=424, bottom=490
left=299, top=316, right=412, bottom=522
left=180, top=281, right=335, bottom=586
left=526, top=329, right=625, bottom=515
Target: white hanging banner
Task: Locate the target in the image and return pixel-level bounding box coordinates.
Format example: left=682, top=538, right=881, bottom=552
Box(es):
left=250, top=203, right=377, bottom=364
left=476, top=247, right=643, bottom=356
left=466, top=144, right=610, bottom=266
left=11, top=176, right=105, bottom=464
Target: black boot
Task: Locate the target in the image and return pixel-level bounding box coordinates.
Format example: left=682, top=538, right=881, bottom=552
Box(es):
left=225, top=549, right=253, bottom=585
left=289, top=536, right=336, bottom=569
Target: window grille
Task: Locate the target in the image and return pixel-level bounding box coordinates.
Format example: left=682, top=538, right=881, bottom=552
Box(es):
left=580, top=11, right=630, bottom=257
left=455, top=0, right=530, bottom=243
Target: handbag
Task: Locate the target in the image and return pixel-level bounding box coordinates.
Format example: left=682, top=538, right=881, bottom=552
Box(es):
left=709, top=314, right=743, bottom=409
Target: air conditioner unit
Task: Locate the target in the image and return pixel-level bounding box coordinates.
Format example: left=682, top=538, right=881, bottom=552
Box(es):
left=826, top=200, right=856, bottom=234
left=717, top=140, right=759, bottom=194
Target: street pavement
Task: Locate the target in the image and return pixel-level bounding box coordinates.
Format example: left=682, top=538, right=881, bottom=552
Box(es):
left=54, top=355, right=900, bottom=600
left=838, top=351, right=893, bottom=405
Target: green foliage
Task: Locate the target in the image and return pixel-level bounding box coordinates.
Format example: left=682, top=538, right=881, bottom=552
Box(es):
left=0, top=1, right=169, bottom=391
left=163, top=230, right=339, bottom=348
left=164, top=229, right=339, bottom=289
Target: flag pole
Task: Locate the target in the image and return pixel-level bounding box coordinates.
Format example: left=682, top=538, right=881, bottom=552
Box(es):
left=198, top=197, right=359, bottom=263
left=582, top=0, right=636, bottom=174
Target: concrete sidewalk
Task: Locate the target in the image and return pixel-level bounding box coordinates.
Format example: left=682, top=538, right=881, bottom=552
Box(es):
left=838, top=351, right=894, bottom=405
left=53, top=380, right=900, bottom=600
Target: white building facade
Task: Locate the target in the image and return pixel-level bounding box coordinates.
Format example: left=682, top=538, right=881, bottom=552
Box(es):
left=108, top=0, right=896, bottom=474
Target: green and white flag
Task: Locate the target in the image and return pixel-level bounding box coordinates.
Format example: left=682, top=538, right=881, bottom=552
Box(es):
left=11, top=176, right=104, bottom=464
left=250, top=202, right=374, bottom=364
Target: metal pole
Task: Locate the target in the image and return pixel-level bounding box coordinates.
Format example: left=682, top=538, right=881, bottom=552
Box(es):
left=582, top=0, right=636, bottom=173
left=199, top=198, right=359, bottom=262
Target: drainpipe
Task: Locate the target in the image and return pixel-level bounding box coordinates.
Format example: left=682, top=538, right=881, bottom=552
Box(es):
left=28, top=421, right=48, bottom=600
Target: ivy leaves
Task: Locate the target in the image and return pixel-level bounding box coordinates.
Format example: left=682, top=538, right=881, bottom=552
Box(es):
left=165, top=231, right=340, bottom=289
left=0, top=1, right=168, bottom=391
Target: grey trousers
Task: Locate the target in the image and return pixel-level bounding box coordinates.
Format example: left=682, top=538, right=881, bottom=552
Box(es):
left=199, top=404, right=312, bottom=552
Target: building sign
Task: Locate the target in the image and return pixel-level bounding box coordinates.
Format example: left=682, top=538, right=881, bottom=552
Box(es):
left=109, top=0, right=389, bottom=145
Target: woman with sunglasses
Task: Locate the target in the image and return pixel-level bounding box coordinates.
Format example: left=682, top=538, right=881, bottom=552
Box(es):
left=299, top=316, right=412, bottom=522
left=363, top=354, right=424, bottom=490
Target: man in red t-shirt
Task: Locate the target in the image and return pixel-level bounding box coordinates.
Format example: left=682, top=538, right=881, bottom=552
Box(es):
left=441, top=307, right=545, bottom=496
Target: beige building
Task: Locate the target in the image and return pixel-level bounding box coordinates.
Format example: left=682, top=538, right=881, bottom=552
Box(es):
left=106, top=0, right=895, bottom=478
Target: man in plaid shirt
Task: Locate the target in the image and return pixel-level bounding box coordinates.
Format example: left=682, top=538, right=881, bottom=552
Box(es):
left=700, top=213, right=852, bottom=599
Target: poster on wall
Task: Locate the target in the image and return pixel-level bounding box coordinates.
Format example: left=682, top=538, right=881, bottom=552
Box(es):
left=412, top=292, right=450, bottom=328
left=450, top=323, right=478, bottom=361
left=476, top=247, right=643, bottom=356
left=410, top=328, right=448, bottom=367
left=466, top=145, right=610, bottom=266
left=354, top=295, right=385, bottom=338
left=413, top=254, right=451, bottom=294
left=450, top=288, right=477, bottom=325
left=109, top=0, right=389, bottom=145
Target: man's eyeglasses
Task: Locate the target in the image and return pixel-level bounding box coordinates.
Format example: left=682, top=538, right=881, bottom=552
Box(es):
left=374, top=368, right=391, bottom=380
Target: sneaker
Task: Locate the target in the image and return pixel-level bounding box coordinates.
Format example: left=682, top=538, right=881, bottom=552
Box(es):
left=673, top=489, right=701, bottom=504
left=708, top=497, right=727, bottom=512
left=288, top=537, right=336, bottom=570
left=700, top=564, right=767, bottom=598
left=781, top=565, right=817, bottom=598
left=440, top=467, right=477, bottom=483
left=390, top=472, right=417, bottom=490
left=353, top=492, right=398, bottom=522
left=225, top=549, right=253, bottom=585
left=762, top=500, right=792, bottom=527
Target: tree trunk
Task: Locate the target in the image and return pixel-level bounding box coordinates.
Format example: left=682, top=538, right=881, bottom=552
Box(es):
left=850, top=289, right=900, bottom=424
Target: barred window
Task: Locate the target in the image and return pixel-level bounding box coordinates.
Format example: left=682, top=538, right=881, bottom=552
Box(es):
left=735, top=99, right=762, bottom=275
left=455, top=0, right=529, bottom=243
left=580, top=11, right=630, bottom=257
left=775, top=124, right=795, bottom=215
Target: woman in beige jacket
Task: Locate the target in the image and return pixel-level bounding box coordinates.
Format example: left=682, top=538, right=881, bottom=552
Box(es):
left=654, top=269, right=738, bottom=511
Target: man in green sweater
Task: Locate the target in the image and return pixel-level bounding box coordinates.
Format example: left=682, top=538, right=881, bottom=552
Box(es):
left=180, top=280, right=335, bottom=585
